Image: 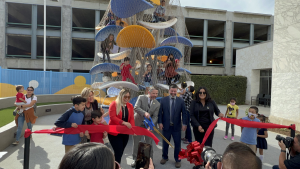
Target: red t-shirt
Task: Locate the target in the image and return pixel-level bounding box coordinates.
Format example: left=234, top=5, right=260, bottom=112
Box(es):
left=121, top=63, right=132, bottom=77
left=16, top=93, right=25, bottom=103
left=90, top=123, right=104, bottom=143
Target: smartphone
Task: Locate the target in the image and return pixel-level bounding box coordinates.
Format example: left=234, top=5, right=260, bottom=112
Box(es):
left=135, top=142, right=152, bottom=169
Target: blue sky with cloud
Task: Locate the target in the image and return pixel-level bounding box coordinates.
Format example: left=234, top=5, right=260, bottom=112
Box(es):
left=180, top=0, right=274, bottom=15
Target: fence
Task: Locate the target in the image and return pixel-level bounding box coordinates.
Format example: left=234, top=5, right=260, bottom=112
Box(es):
left=0, top=66, right=92, bottom=97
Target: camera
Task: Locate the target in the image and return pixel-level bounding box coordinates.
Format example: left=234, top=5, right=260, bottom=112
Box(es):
left=276, top=135, right=294, bottom=148
left=201, top=146, right=222, bottom=169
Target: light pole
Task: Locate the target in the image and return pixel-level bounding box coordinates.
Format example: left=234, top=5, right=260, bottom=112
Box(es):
left=44, top=0, right=59, bottom=71
left=44, top=0, right=46, bottom=71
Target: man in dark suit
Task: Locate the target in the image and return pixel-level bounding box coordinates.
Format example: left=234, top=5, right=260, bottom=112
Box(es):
left=158, top=84, right=187, bottom=168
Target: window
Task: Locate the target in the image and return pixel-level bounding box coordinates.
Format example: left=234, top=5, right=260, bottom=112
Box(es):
left=260, top=69, right=272, bottom=95
left=72, top=8, right=95, bottom=32
left=7, top=35, right=31, bottom=58
left=185, top=18, right=203, bottom=40
left=207, top=20, right=225, bottom=41
left=37, top=37, right=61, bottom=59
left=207, top=48, right=224, bottom=66
left=37, top=5, right=61, bottom=30
left=233, top=23, right=250, bottom=43
left=190, top=47, right=203, bottom=65
left=7, top=3, right=32, bottom=27
left=72, top=39, right=95, bottom=60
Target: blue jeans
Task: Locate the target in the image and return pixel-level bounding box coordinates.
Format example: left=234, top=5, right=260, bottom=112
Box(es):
left=16, top=115, right=32, bottom=141
left=144, top=82, right=151, bottom=87
left=185, top=112, right=192, bottom=142
left=162, top=126, right=181, bottom=162
left=272, top=165, right=279, bottom=169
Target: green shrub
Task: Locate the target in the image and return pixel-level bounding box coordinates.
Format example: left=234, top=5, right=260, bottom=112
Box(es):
left=191, top=75, right=247, bottom=105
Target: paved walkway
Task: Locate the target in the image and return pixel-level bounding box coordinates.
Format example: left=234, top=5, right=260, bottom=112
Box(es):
left=0, top=105, right=282, bottom=169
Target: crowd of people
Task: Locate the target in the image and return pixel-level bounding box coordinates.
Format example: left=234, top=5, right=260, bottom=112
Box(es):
left=11, top=84, right=300, bottom=169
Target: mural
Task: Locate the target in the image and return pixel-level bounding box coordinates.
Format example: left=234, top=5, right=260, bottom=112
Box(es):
left=55, top=76, right=91, bottom=94
left=0, top=67, right=94, bottom=98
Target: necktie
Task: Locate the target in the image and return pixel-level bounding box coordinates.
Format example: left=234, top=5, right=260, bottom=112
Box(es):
left=148, top=100, right=151, bottom=109
left=171, top=98, right=175, bottom=124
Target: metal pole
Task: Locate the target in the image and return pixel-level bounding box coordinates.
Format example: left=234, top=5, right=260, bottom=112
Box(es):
left=23, top=132, right=31, bottom=169
left=44, top=0, right=46, bottom=71
left=202, top=20, right=208, bottom=66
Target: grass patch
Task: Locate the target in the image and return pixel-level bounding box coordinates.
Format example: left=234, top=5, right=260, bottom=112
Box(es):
left=0, top=101, right=71, bottom=128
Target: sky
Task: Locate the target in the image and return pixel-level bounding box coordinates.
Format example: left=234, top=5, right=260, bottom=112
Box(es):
left=180, top=0, right=275, bottom=15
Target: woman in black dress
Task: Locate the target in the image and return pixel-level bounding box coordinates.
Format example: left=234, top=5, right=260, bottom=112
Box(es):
left=190, top=87, right=224, bottom=146
left=190, top=87, right=224, bottom=169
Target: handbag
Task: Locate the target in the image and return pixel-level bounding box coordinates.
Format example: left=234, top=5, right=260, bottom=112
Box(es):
left=13, top=110, right=17, bottom=116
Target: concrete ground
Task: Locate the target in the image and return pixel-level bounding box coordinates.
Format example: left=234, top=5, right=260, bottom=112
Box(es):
left=0, top=105, right=282, bottom=169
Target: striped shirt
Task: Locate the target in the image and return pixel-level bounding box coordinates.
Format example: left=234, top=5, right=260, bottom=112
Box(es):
left=183, top=91, right=193, bottom=112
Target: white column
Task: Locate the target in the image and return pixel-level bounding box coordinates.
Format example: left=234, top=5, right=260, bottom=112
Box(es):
left=270, top=0, right=300, bottom=130
left=60, top=0, right=72, bottom=72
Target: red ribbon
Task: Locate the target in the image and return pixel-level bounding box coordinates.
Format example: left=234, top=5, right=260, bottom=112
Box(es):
left=24, top=125, right=160, bottom=145
left=179, top=118, right=296, bottom=166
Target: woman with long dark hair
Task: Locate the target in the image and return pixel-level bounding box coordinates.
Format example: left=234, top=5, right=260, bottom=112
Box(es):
left=163, top=54, right=180, bottom=85
left=101, top=34, right=117, bottom=63
left=190, top=86, right=224, bottom=147
left=190, top=87, right=224, bottom=169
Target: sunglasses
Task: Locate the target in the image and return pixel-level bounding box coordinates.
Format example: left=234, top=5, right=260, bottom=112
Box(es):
left=123, top=96, right=131, bottom=99
left=199, top=92, right=206, bottom=95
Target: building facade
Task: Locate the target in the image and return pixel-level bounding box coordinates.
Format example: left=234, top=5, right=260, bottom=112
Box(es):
left=0, top=0, right=273, bottom=74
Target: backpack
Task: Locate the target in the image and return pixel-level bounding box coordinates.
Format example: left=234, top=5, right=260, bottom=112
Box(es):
left=26, top=94, right=37, bottom=114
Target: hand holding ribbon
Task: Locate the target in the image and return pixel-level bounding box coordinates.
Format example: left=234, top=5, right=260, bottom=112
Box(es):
left=24, top=125, right=160, bottom=144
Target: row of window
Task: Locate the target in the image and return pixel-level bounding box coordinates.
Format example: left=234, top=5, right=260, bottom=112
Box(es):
left=6, top=35, right=94, bottom=60
left=7, top=2, right=271, bottom=42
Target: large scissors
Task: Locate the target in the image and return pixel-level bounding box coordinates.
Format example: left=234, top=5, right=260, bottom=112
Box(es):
left=143, top=117, right=174, bottom=148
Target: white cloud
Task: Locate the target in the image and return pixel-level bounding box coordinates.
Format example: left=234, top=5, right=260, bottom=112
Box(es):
left=180, top=0, right=274, bottom=15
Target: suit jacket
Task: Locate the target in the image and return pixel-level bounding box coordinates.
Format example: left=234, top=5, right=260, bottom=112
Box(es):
left=158, top=96, right=187, bottom=132
left=108, top=101, right=135, bottom=127
left=134, top=95, right=160, bottom=127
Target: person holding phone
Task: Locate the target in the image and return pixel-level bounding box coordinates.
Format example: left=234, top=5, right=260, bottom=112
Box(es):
left=131, top=87, right=160, bottom=168
left=108, top=89, right=135, bottom=164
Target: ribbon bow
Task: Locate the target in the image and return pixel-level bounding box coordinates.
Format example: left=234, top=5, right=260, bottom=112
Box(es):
left=179, top=118, right=297, bottom=166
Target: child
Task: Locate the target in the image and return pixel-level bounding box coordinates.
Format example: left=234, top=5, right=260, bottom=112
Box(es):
left=224, top=97, right=239, bottom=141
left=101, top=34, right=116, bottom=63
left=120, top=57, right=137, bottom=84
left=257, top=114, right=268, bottom=162
left=14, top=85, right=27, bottom=115
left=119, top=21, right=124, bottom=27
left=107, top=15, right=116, bottom=25
left=181, top=86, right=194, bottom=144
left=54, top=96, right=86, bottom=153
left=143, top=64, right=152, bottom=93
left=178, top=82, right=187, bottom=98
left=152, top=0, right=166, bottom=23
left=240, top=106, right=261, bottom=153
left=84, top=110, right=107, bottom=144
